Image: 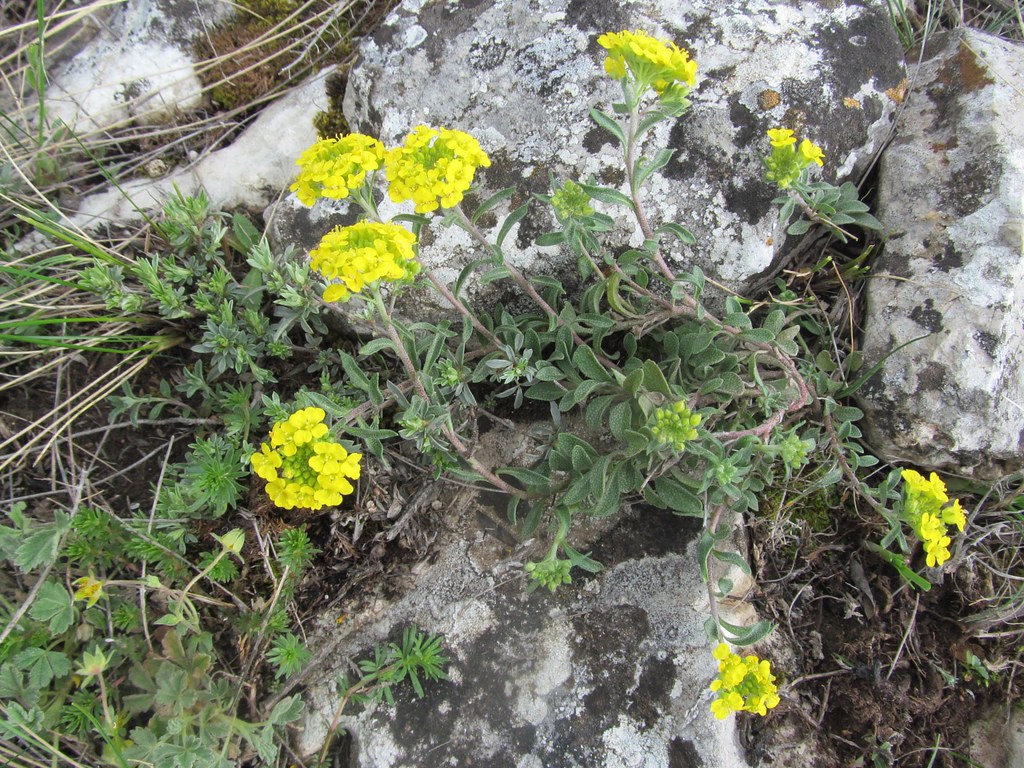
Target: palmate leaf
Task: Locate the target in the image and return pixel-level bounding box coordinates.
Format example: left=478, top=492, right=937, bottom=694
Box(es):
left=27, top=579, right=75, bottom=634
left=13, top=647, right=72, bottom=688
left=14, top=512, right=71, bottom=572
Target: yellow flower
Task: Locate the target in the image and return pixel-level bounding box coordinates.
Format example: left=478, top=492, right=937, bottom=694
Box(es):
left=386, top=126, right=491, bottom=213
left=251, top=407, right=362, bottom=511
left=709, top=643, right=780, bottom=719
left=763, top=129, right=825, bottom=189
left=597, top=30, right=697, bottom=97
left=798, top=138, right=825, bottom=167
left=766, top=128, right=796, bottom=148
left=900, top=468, right=965, bottom=568
left=72, top=575, right=106, bottom=607
left=290, top=134, right=385, bottom=206
left=310, top=221, right=419, bottom=302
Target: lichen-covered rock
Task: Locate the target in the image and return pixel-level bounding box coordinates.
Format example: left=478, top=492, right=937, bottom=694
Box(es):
left=288, top=0, right=904, bottom=314
left=295, top=500, right=780, bottom=768
left=857, top=29, right=1024, bottom=478
left=44, top=0, right=232, bottom=132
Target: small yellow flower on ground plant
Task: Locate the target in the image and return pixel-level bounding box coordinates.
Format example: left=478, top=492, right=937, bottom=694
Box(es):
left=900, top=469, right=966, bottom=567
left=648, top=400, right=701, bottom=452
left=763, top=128, right=825, bottom=189
left=310, top=221, right=419, bottom=302
left=597, top=30, right=697, bottom=103
left=251, top=407, right=362, bottom=511
left=72, top=575, right=106, bottom=607
left=710, top=643, right=780, bottom=719
left=290, top=134, right=386, bottom=206
left=385, top=126, right=491, bottom=213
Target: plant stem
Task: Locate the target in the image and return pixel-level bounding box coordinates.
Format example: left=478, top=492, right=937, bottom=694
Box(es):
left=367, top=287, right=524, bottom=500
left=623, top=106, right=676, bottom=282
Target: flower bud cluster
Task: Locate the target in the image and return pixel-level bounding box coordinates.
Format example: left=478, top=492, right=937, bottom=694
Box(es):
left=649, top=400, right=701, bottom=452
left=709, top=643, right=781, bottom=719
left=901, top=469, right=966, bottom=567
left=251, top=407, right=362, bottom=511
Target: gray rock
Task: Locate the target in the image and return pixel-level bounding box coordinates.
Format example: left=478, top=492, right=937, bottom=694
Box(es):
left=43, top=0, right=232, bottom=133
left=969, top=704, right=1024, bottom=768
left=857, top=29, right=1024, bottom=479
left=279, top=0, right=904, bottom=314
left=293, top=496, right=789, bottom=767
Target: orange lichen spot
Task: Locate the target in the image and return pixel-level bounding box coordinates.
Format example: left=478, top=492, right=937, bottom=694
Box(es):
left=843, top=97, right=862, bottom=109
left=758, top=89, right=781, bottom=110
left=885, top=78, right=908, bottom=104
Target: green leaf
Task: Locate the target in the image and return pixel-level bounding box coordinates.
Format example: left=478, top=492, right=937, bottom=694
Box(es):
left=719, top=618, right=776, bottom=647
left=837, top=334, right=930, bottom=397
left=535, top=231, right=566, bottom=246
left=657, top=222, right=697, bottom=246
left=653, top=477, right=702, bottom=517
left=640, top=360, right=671, bottom=396
left=28, top=580, right=75, bottom=634
left=359, top=337, right=395, bottom=356
left=572, top=345, right=610, bottom=382
left=787, top=219, right=812, bottom=236
left=588, top=107, right=626, bottom=145
left=14, top=512, right=71, bottom=572
left=471, top=186, right=516, bottom=223
left=634, top=148, right=675, bottom=189
left=14, top=647, right=72, bottom=688
left=497, top=202, right=530, bottom=249
left=497, top=467, right=551, bottom=492
left=578, top=183, right=635, bottom=212
left=339, top=351, right=372, bottom=392
left=562, top=543, right=603, bottom=573
left=711, top=547, right=752, bottom=576
left=738, top=328, right=775, bottom=344
left=608, top=400, right=634, bottom=441
left=266, top=696, right=301, bottom=729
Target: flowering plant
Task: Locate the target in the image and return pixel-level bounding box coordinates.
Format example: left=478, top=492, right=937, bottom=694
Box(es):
left=251, top=407, right=362, bottom=510
left=709, top=643, right=781, bottom=719
left=290, top=133, right=385, bottom=206
left=900, top=469, right=966, bottom=567
left=309, top=221, right=419, bottom=302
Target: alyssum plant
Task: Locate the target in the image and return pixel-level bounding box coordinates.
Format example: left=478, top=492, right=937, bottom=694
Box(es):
left=241, top=25, right=918, bottom=723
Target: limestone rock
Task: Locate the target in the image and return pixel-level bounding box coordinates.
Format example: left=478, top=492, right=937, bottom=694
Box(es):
left=857, top=29, right=1024, bottom=478
left=286, top=0, right=904, bottom=314
left=72, top=70, right=329, bottom=226
left=44, top=0, right=232, bottom=133
left=294, top=499, right=800, bottom=767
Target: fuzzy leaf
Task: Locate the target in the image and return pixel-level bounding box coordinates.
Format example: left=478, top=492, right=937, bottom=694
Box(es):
left=28, top=580, right=76, bottom=634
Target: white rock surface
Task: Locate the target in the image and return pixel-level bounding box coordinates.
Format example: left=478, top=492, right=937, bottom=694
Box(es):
left=44, top=0, right=233, bottom=133
left=72, top=69, right=330, bottom=226
left=858, top=29, right=1024, bottom=478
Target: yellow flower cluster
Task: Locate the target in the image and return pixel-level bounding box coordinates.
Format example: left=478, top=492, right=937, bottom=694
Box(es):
left=709, top=643, right=781, bottom=719
left=251, top=407, right=362, bottom=510
left=597, top=30, right=697, bottom=100
left=649, top=400, right=702, bottom=452
left=385, top=125, right=492, bottom=213
left=901, top=469, right=966, bottom=567
left=290, top=134, right=385, bottom=206
left=309, top=221, right=419, bottom=302
left=763, top=128, right=825, bottom=189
